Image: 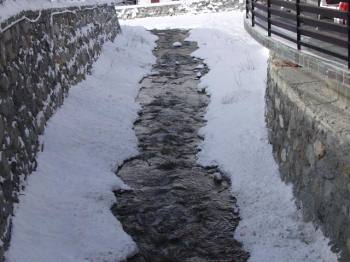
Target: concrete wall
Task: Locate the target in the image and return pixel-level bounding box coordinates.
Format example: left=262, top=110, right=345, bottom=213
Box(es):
left=0, top=5, right=120, bottom=259
left=138, top=0, right=175, bottom=5
left=116, top=0, right=241, bottom=19
left=266, top=56, right=350, bottom=261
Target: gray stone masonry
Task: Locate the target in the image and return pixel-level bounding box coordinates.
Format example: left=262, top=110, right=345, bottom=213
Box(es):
left=266, top=56, right=350, bottom=261
left=0, top=5, right=120, bottom=260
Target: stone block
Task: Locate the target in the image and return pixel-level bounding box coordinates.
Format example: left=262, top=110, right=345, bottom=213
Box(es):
left=0, top=74, right=9, bottom=93
left=0, top=117, right=4, bottom=144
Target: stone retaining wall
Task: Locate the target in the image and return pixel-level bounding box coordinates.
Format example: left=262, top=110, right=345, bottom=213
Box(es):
left=266, top=56, right=350, bottom=261
left=0, top=5, right=120, bottom=259
left=115, top=0, right=241, bottom=19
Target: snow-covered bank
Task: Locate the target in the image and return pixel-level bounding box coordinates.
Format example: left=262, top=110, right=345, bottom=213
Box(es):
left=122, top=11, right=339, bottom=261
left=6, top=26, right=156, bottom=262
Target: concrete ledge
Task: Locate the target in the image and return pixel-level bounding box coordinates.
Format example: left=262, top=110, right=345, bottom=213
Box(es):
left=244, top=17, right=350, bottom=100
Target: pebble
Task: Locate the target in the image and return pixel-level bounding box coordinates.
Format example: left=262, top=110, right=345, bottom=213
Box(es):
left=213, top=173, right=223, bottom=184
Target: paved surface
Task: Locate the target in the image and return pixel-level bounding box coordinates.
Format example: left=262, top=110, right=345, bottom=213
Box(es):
left=112, top=29, right=248, bottom=261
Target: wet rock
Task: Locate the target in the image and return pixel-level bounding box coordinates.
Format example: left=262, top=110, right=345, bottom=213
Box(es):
left=314, top=140, right=326, bottom=160
left=213, top=172, right=223, bottom=184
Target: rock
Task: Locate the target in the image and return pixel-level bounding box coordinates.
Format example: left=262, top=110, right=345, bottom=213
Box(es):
left=281, top=148, right=287, bottom=162
left=306, top=144, right=315, bottom=166
left=279, top=114, right=284, bottom=128
left=314, top=140, right=326, bottom=160
left=0, top=118, right=4, bottom=143
left=275, top=97, right=280, bottom=110
left=213, top=172, right=223, bottom=184
left=0, top=74, right=9, bottom=92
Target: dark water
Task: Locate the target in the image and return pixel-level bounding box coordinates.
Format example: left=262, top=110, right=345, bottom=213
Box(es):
left=112, top=29, right=248, bottom=262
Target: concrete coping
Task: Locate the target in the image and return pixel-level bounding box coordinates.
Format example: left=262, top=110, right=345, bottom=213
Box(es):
left=115, top=1, right=183, bottom=10
left=269, top=57, right=350, bottom=144
left=244, top=16, right=350, bottom=100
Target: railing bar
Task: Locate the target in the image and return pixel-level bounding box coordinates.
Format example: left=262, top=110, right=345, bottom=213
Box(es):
left=255, top=20, right=269, bottom=31
left=300, top=27, right=348, bottom=48
left=270, top=7, right=296, bottom=20
left=300, top=15, right=348, bottom=34
left=271, top=28, right=298, bottom=43
left=270, top=18, right=297, bottom=32
left=270, top=0, right=296, bottom=10
left=300, top=4, right=348, bottom=19
left=253, top=11, right=268, bottom=21
left=253, top=1, right=268, bottom=12
left=300, top=41, right=348, bottom=61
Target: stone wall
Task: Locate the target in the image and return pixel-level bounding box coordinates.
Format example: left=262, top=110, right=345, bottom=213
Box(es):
left=0, top=5, right=120, bottom=259
left=266, top=56, right=350, bottom=261
left=115, top=0, right=242, bottom=19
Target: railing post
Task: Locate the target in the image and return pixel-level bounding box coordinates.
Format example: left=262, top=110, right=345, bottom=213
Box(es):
left=296, top=0, right=301, bottom=50
left=246, top=0, right=249, bottom=18
left=252, top=0, right=255, bottom=27
left=267, top=0, right=271, bottom=36
left=348, top=2, right=350, bottom=68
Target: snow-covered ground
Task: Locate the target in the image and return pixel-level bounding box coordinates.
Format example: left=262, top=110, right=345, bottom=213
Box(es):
left=122, top=11, right=339, bottom=261
left=6, top=26, right=156, bottom=262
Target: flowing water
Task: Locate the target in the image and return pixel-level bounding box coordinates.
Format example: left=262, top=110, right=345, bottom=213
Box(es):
left=112, top=29, right=248, bottom=262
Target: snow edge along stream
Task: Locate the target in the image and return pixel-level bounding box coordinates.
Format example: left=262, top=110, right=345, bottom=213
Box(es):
left=185, top=12, right=338, bottom=262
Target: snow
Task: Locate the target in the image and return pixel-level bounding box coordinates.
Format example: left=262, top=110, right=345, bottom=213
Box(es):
left=6, top=26, right=157, bottom=262
left=0, top=0, right=121, bottom=25
left=122, top=11, right=339, bottom=262
left=172, top=41, right=182, bottom=47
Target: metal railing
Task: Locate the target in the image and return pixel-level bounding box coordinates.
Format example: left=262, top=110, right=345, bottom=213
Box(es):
left=246, top=0, right=350, bottom=67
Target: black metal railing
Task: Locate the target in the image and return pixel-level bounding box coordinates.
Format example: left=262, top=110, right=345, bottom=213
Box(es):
left=246, top=0, right=350, bottom=67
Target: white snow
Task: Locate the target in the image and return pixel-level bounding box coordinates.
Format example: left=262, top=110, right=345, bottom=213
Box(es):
left=6, top=26, right=157, bottom=262
left=172, top=41, right=182, bottom=47
left=122, top=11, right=339, bottom=262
